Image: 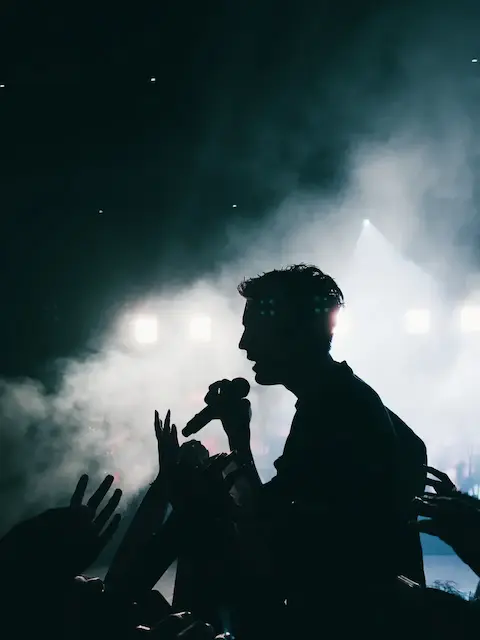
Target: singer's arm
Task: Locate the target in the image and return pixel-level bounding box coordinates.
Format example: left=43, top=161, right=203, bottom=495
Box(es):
left=220, top=401, right=263, bottom=493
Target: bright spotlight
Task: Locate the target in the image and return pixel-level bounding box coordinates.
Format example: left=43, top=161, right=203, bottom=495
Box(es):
left=332, top=309, right=351, bottom=335
left=189, top=315, right=212, bottom=342
left=404, top=309, right=430, bottom=334
left=459, top=305, right=480, bottom=332
left=362, top=219, right=370, bottom=227
left=133, top=315, right=158, bottom=344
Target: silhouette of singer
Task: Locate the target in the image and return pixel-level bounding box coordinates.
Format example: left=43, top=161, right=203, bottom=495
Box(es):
left=190, top=264, right=426, bottom=611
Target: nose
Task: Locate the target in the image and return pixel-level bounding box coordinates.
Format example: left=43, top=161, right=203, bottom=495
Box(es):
left=239, top=329, right=246, bottom=351
left=239, top=326, right=253, bottom=353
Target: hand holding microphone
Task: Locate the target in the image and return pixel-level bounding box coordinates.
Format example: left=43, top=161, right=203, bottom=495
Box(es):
left=182, top=378, right=252, bottom=453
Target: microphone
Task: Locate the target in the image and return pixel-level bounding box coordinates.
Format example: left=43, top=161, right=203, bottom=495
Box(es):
left=182, top=377, right=250, bottom=437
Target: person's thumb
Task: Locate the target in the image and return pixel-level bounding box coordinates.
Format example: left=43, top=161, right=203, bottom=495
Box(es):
left=411, top=518, right=439, bottom=536
left=411, top=517, right=453, bottom=546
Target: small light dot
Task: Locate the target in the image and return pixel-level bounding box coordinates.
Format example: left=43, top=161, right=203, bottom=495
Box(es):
left=232, top=204, right=237, bottom=208
left=472, top=59, right=478, bottom=63
left=0, top=84, right=5, bottom=88
left=150, top=77, right=156, bottom=82
left=98, top=209, right=104, bottom=214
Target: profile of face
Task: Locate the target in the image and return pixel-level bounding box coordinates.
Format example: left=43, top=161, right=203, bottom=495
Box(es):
left=238, top=300, right=302, bottom=386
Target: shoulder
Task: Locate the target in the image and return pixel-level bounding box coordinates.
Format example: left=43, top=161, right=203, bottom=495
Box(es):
left=330, top=361, right=397, bottom=441
left=386, top=408, right=427, bottom=458
left=333, top=360, right=387, bottom=410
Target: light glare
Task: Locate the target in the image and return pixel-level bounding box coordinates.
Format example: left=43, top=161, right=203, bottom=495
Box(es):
left=459, top=305, right=480, bottom=332
left=404, top=309, right=430, bottom=334
left=133, top=315, right=158, bottom=344
left=332, top=309, right=350, bottom=335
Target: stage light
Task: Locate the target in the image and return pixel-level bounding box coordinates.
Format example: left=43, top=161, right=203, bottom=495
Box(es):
left=468, top=484, right=480, bottom=497
left=133, top=315, right=158, bottom=344
left=404, top=309, right=430, bottom=334
left=332, top=309, right=350, bottom=335
left=189, top=315, right=212, bottom=342
left=459, top=305, right=480, bottom=332
left=362, top=219, right=370, bottom=227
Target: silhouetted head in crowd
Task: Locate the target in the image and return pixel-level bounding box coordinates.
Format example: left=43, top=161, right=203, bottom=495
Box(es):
left=238, top=264, right=344, bottom=387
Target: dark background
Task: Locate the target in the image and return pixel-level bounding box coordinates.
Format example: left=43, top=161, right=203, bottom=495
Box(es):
left=1, top=0, right=479, bottom=376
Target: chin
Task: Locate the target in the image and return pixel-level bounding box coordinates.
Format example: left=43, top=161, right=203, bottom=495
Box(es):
left=254, top=369, right=281, bottom=386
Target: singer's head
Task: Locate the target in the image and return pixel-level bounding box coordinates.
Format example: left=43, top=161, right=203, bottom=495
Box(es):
left=237, top=264, right=344, bottom=386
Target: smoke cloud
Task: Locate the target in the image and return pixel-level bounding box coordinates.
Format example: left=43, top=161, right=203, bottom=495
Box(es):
left=2, top=3, right=480, bottom=534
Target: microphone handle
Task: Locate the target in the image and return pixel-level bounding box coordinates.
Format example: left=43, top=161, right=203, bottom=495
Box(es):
left=182, top=405, right=216, bottom=437
left=182, top=379, right=250, bottom=437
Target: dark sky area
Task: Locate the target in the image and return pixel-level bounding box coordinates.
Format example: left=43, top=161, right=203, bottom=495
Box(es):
left=1, top=0, right=479, bottom=377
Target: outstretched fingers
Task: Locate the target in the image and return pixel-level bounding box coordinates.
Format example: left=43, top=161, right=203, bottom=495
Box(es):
left=164, top=409, right=171, bottom=433
left=94, top=487, right=123, bottom=530
left=171, top=423, right=179, bottom=448
left=425, top=465, right=457, bottom=494
left=154, top=410, right=162, bottom=441
left=70, top=474, right=89, bottom=507
left=87, top=475, right=115, bottom=512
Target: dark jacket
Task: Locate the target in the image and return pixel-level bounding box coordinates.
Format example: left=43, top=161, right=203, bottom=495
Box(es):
left=262, top=359, right=426, bottom=596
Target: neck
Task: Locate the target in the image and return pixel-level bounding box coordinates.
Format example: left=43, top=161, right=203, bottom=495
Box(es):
left=283, top=353, right=334, bottom=398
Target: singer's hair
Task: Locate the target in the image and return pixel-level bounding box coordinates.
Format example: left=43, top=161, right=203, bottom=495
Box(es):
left=238, top=264, right=344, bottom=311
left=238, top=264, right=344, bottom=349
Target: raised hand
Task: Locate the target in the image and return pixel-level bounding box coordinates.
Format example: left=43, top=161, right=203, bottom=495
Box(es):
left=105, top=411, right=177, bottom=594
left=412, top=491, right=480, bottom=576
left=0, top=473, right=122, bottom=582
left=154, top=409, right=180, bottom=483
left=177, top=440, right=210, bottom=470
left=68, top=473, right=123, bottom=570
left=424, top=465, right=458, bottom=496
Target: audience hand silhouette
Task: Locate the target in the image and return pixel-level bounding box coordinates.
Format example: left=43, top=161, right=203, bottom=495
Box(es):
left=171, top=451, right=241, bottom=521
left=424, top=465, right=458, bottom=496
left=0, top=473, right=122, bottom=581
left=412, top=489, right=480, bottom=577
left=154, top=409, right=180, bottom=484
left=177, top=440, right=210, bottom=469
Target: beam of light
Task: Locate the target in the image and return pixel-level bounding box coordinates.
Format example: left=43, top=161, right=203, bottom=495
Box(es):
left=189, top=315, right=212, bottom=342
left=133, top=315, right=158, bottom=344
left=404, top=309, right=431, bottom=334
left=459, top=305, right=480, bottom=332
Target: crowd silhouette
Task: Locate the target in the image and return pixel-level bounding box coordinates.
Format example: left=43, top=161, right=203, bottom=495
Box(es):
left=2, top=264, right=480, bottom=639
